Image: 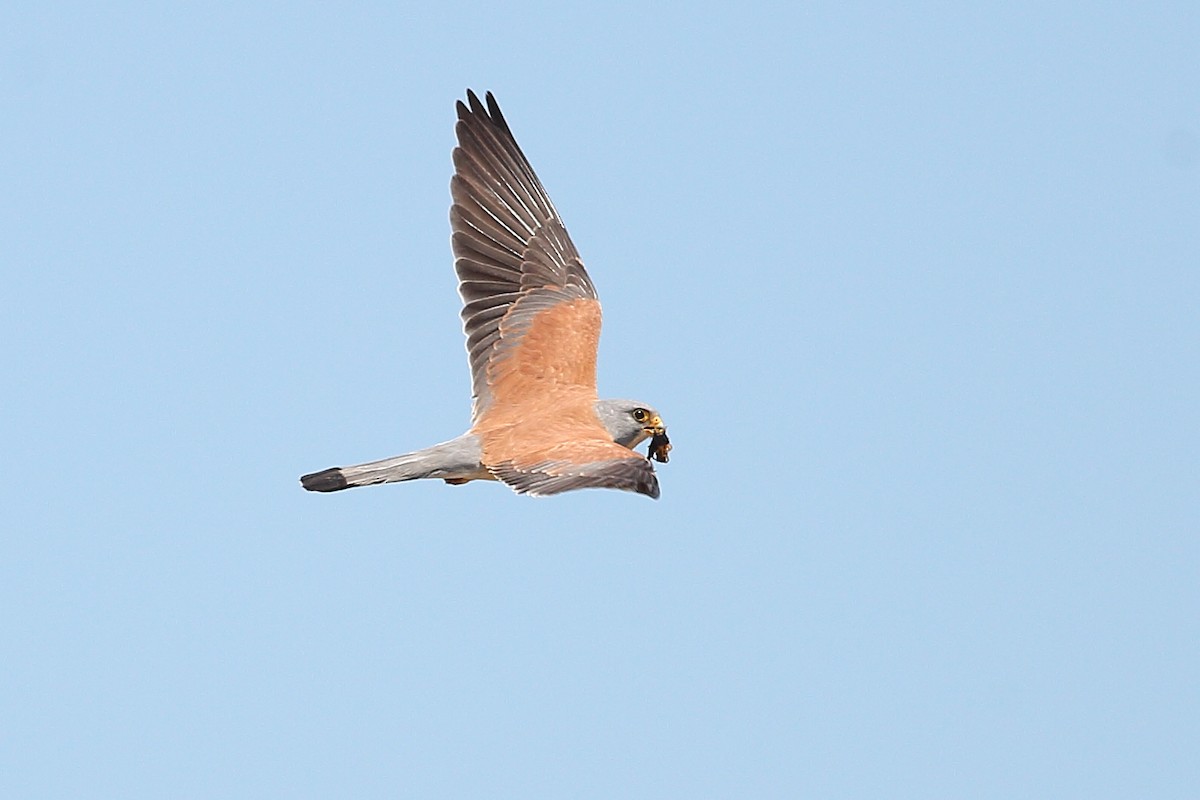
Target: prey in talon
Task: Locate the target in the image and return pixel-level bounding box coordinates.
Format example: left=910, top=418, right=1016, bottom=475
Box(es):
left=648, top=430, right=672, bottom=463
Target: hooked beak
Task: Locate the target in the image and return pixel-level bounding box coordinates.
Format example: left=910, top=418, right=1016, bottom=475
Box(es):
left=643, top=414, right=665, bottom=437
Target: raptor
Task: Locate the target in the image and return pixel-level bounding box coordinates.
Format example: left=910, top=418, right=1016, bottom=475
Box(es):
left=301, top=91, right=669, bottom=499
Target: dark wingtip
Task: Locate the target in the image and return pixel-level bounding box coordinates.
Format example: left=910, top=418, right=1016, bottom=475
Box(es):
left=466, top=88, right=487, bottom=116
left=484, top=91, right=505, bottom=125
left=460, top=89, right=507, bottom=130
left=301, top=467, right=349, bottom=493
left=457, top=89, right=482, bottom=121
left=636, top=465, right=661, bottom=500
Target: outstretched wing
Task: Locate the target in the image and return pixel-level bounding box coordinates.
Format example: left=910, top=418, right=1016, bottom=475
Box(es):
left=451, top=90, right=599, bottom=423
left=491, top=452, right=660, bottom=499
left=451, top=91, right=657, bottom=499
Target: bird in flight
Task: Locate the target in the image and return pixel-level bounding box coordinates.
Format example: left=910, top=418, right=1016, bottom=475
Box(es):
left=301, top=90, right=670, bottom=499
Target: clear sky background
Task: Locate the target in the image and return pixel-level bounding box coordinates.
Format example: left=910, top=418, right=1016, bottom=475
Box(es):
left=3, top=2, right=1197, bottom=797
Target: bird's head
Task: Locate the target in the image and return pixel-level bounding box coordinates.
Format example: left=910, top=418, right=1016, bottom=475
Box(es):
left=594, top=398, right=670, bottom=461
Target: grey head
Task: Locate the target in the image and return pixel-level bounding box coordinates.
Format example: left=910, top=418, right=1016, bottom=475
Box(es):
left=594, top=398, right=666, bottom=451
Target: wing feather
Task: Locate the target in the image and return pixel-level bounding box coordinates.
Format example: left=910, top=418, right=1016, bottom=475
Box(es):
left=490, top=452, right=660, bottom=500
left=451, top=90, right=597, bottom=421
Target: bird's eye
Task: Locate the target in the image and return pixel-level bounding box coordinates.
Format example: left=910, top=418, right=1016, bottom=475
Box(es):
left=632, top=408, right=648, bottom=422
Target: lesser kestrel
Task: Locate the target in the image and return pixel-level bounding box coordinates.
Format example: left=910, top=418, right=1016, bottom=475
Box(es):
left=301, top=91, right=669, bottom=499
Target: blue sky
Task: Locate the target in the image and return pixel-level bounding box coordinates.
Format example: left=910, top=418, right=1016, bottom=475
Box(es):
left=3, top=2, right=1197, bottom=797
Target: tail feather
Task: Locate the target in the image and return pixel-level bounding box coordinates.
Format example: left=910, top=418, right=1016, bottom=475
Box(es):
left=301, top=452, right=439, bottom=493
left=300, top=435, right=483, bottom=493
left=301, top=468, right=349, bottom=492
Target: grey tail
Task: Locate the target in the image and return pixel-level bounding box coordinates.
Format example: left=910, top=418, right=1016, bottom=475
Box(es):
left=300, top=451, right=447, bottom=493
left=300, top=435, right=482, bottom=493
